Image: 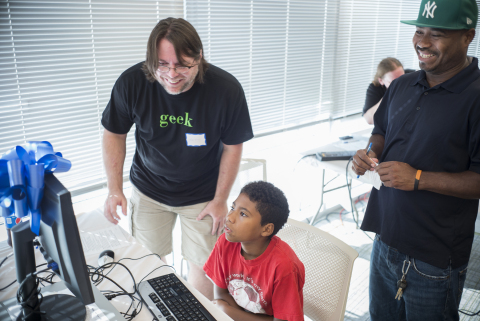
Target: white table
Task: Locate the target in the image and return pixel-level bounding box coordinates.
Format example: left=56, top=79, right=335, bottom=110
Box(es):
left=300, top=129, right=373, bottom=226
left=0, top=208, right=233, bottom=321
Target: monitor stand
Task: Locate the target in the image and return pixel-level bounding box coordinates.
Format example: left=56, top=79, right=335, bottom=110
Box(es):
left=6, top=221, right=87, bottom=320
left=0, top=283, right=86, bottom=321
left=0, top=281, right=126, bottom=321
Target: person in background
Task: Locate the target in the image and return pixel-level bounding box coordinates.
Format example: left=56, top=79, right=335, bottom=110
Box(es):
left=353, top=0, right=480, bottom=319
left=362, top=58, right=414, bottom=125
left=101, top=17, right=254, bottom=300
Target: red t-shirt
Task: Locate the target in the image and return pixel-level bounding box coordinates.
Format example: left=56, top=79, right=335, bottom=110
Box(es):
left=204, top=234, right=305, bottom=321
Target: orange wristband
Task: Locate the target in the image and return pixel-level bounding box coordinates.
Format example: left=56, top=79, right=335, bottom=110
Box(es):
left=414, top=170, right=422, bottom=191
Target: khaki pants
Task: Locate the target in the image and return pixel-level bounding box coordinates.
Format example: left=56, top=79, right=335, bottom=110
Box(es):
left=128, top=186, right=219, bottom=267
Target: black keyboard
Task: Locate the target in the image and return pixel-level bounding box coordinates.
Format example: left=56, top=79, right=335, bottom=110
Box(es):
left=138, top=273, right=216, bottom=321
left=316, top=150, right=356, bottom=161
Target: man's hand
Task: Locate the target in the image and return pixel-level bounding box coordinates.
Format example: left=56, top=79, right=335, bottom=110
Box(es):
left=196, top=199, right=228, bottom=235
left=376, top=161, right=417, bottom=191
left=352, top=149, right=378, bottom=176
left=103, top=191, right=127, bottom=224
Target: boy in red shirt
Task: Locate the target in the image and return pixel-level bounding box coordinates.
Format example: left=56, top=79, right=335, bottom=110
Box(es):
left=203, top=181, right=305, bottom=321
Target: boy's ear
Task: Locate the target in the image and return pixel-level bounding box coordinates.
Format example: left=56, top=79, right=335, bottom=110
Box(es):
left=261, top=223, right=274, bottom=238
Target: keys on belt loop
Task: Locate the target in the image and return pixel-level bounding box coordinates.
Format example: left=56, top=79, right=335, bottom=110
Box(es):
left=395, top=259, right=411, bottom=300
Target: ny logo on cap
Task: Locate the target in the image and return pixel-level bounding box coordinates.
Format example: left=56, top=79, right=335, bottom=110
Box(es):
left=467, top=17, right=473, bottom=25
left=422, top=1, right=437, bottom=19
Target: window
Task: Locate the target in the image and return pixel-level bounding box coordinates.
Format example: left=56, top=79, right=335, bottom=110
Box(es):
left=1, top=0, right=183, bottom=194
left=1, top=0, right=479, bottom=194
left=186, top=0, right=423, bottom=133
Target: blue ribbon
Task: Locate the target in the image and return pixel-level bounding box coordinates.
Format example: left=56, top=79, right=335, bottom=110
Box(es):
left=0, top=142, right=71, bottom=235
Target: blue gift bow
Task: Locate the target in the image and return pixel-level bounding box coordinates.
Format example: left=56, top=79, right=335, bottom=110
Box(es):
left=0, top=141, right=71, bottom=235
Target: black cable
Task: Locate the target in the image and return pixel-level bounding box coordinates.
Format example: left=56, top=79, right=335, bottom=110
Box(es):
left=36, top=274, right=55, bottom=285
left=0, top=252, right=13, bottom=268
left=88, top=268, right=143, bottom=320
left=294, top=154, right=316, bottom=170
left=88, top=269, right=133, bottom=296
left=0, top=280, right=16, bottom=291
left=459, top=309, right=480, bottom=316
left=133, top=264, right=175, bottom=320
left=16, top=274, right=44, bottom=320
left=137, top=264, right=176, bottom=285
left=90, top=261, right=139, bottom=295
left=104, top=253, right=165, bottom=280
left=15, top=267, right=51, bottom=320
left=0, top=261, right=54, bottom=291
left=87, top=257, right=174, bottom=321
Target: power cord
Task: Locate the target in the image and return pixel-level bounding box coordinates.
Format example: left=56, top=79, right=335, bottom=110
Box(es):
left=0, top=252, right=13, bottom=268
left=88, top=262, right=141, bottom=320
left=137, top=264, right=176, bottom=285
left=293, top=153, right=316, bottom=170
left=459, top=308, right=480, bottom=317
left=0, top=253, right=15, bottom=291
left=88, top=255, right=175, bottom=321
left=0, top=260, right=52, bottom=292
left=0, top=280, right=16, bottom=291
left=134, top=264, right=175, bottom=321
left=15, top=266, right=53, bottom=320
left=103, top=253, right=166, bottom=282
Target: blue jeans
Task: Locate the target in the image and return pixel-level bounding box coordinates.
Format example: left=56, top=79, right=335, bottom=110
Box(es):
left=369, top=235, right=468, bottom=321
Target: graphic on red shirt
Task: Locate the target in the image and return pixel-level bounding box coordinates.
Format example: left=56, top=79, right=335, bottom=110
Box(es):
left=227, top=277, right=266, bottom=313
left=203, top=234, right=305, bottom=321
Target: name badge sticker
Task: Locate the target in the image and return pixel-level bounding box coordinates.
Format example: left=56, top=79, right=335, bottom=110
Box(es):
left=186, top=133, right=207, bottom=147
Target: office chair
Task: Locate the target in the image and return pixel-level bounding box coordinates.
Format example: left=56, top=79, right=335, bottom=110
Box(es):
left=277, top=218, right=358, bottom=321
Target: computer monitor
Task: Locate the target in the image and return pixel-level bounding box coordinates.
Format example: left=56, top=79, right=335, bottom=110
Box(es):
left=7, top=173, right=94, bottom=321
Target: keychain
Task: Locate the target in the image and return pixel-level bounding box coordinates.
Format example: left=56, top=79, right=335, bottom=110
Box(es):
left=395, top=259, right=411, bottom=300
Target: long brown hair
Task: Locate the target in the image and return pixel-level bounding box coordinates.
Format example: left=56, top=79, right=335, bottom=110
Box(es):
left=142, top=17, right=209, bottom=83
left=373, top=57, right=403, bottom=86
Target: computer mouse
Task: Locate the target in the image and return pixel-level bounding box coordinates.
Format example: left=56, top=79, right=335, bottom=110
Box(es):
left=98, top=249, right=115, bottom=267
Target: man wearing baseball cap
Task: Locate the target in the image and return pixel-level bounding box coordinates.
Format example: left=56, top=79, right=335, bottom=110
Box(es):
left=352, top=0, right=480, bottom=319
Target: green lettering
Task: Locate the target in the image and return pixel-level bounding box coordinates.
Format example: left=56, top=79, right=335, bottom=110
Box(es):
left=184, top=112, right=193, bottom=127
left=160, top=114, right=169, bottom=128
left=169, top=115, right=176, bottom=124
left=177, top=116, right=184, bottom=125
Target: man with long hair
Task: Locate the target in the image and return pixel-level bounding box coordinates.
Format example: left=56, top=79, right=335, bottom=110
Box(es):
left=101, top=18, right=253, bottom=299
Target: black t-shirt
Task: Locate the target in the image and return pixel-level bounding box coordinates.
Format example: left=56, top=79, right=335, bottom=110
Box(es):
left=362, top=83, right=386, bottom=115
left=361, top=59, right=480, bottom=269
left=101, top=62, right=254, bottom=206
left=362, top=69, right=415, bottom=115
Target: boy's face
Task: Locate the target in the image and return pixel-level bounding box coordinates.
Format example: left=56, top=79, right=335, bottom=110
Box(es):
left=224, top=193, right=272, bottom=243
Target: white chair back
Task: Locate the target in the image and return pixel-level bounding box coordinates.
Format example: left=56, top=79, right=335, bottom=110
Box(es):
left=277, top=218, right=358, bottom=321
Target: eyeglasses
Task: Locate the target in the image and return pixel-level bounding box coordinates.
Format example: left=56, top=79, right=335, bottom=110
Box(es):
left=157, top=63, right=198, bottom=74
